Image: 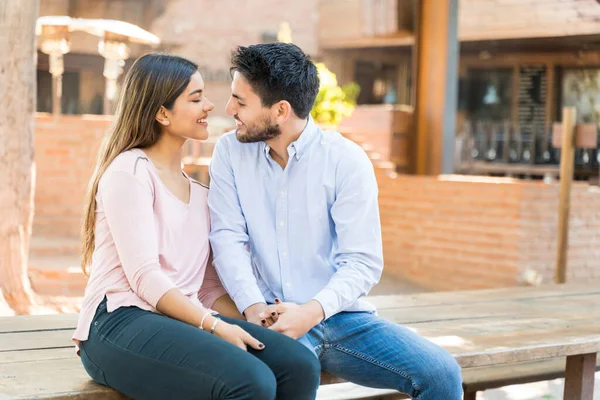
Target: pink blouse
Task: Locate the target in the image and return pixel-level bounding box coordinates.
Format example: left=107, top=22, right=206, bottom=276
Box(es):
left=73, top=149, right=227, bottom=344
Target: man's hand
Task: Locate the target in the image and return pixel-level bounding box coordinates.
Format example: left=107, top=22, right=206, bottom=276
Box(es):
left=258, top=299, right=298, bottom=327
left=243, top=302, right=275, bottom=326
left=268, top=300, right=325, bottom=339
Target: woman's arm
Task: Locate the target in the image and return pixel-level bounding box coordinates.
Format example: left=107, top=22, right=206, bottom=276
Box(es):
left=198, top=252, right=244, bottom=319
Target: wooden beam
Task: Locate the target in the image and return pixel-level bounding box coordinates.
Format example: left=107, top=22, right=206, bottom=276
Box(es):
left=555, top=107, right=576, bottom=284
left=460, top=50, right=600, bottom=68
left=413, top=0, right=459, bottom=175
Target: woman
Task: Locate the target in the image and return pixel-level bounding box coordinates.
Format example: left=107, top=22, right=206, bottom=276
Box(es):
left=73, top=53, right=320, bottom=400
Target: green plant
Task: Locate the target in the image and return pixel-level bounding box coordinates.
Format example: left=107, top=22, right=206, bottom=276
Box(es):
left=311, top=62, right=360, bottom=126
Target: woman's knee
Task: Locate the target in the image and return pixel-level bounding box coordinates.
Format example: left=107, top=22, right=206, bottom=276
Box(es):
left=229, top=360, right=277, bottom=400
left=278, top=342, right=321, bottom=385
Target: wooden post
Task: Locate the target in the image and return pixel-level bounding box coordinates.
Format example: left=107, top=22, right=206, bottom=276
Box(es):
left=564, top=353, right=596, bottom=400
left=51, top=73, right=62, bottom=116
left=555, top=107, right=576, bottom=284
left=412, top=0, right=459, bottom=175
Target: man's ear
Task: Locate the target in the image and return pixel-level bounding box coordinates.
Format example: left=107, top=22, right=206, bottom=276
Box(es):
left=155, top=106, right=170, bottom=126
left=273, top=100, right=292, bottom=124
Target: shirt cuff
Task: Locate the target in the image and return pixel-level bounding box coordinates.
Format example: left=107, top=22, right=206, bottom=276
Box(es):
left=313, top=288, right=340, bottom=320
left=232, top=286, right=266, bottom=315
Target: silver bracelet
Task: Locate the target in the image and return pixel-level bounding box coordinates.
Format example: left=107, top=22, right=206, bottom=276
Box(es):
left=199, top=312, right=210, bottom=331
left=210, top=318, right=219, bottom=335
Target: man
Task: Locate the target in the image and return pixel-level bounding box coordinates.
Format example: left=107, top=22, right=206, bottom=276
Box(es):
left=208, top=42, right=462, bottom=399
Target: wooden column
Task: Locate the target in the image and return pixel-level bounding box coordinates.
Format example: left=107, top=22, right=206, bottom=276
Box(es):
left=555, top=107, right=576, bottom=284
left=412, top=0, right=459, bottom=175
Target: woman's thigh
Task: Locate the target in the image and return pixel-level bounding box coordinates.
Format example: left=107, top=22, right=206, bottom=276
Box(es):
left=220, top=316, right=321, bottom=400
left=81, top=304, right=276, bottom=400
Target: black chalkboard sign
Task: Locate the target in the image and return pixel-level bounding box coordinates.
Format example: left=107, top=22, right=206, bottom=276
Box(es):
left=518, top=65, right=547, bottom=137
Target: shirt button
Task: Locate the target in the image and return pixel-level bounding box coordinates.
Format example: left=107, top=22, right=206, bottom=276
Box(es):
left=280, top=190, right=286, bottom=196
left=282, top=252, right=287, bottom=257
left=279, top=221, right=285, bottom=227
left=286, top=282, right=291, bottom=288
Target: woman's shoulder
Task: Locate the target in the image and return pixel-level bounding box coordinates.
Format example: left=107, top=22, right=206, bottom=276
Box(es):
left=105, top=148, right=152, bottom=178
left=99, top=149, right=155, bottom=193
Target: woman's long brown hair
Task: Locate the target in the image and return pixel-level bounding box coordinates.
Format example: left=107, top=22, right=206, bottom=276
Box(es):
left=81, top=53, right=198, bottom=275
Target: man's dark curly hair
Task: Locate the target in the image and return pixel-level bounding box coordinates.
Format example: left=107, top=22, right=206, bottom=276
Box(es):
left=230, top=43, right=320, bottom=119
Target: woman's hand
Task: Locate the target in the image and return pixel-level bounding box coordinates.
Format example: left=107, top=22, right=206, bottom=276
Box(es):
left=208, top=317, right=265, bottom=352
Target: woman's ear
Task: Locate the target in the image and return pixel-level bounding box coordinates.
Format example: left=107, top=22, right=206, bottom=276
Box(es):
left=155, top=106, right=170, bottom=126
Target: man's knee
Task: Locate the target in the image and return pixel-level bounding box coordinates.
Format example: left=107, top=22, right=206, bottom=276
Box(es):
left=417, top=350, right=463, bottom=397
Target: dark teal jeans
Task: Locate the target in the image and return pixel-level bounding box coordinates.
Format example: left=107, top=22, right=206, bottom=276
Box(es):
left=79, top=298, right=320, bottom=400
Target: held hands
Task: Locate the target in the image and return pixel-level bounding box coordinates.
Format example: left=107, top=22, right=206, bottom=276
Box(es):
left=260, top=299, right=325, bottom=340
left=204, top=315, right=265, bottom=352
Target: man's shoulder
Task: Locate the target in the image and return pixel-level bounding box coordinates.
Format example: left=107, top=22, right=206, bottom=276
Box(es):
left=318, top=129, right=369, bottom=161
left=218, top=130, right=237, bottom=143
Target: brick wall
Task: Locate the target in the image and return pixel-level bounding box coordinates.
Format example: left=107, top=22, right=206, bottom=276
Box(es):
left=33, top=113, right=112, bottom=238
left=31, top=114, right=600, bottom=290
left=376, top=169, right=600, bottom=291
left=519, top=182, right=600, bottom=282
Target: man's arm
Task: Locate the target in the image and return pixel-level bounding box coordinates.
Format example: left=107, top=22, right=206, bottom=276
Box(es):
left=312, top=142, right=384, bottom=319
left=208, top=137, right=267, bottom=320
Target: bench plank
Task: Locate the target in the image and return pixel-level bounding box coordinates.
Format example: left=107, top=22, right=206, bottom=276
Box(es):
left=373, top=294, right=600, bottom=324
left=0, top=354, right=127, bottom=399
left=0, top=314, right=77, bottom=334
left=0, top=348, right=74, bottom=364
left=0, top=330, right=73, bottom=352
left=368, top=283, right=600, bottom=309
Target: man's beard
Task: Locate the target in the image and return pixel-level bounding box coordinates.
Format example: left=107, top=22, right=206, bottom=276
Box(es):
left=236, top=117, right=281, bottom=143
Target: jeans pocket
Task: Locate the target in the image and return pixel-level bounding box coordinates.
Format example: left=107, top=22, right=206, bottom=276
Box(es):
left=91, top=297, right=110, bottom=332
left=80, top=345, right=108, bottom=386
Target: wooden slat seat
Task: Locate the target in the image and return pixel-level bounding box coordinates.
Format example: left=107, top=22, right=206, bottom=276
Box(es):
left=2, top=283, right=600, bottom=399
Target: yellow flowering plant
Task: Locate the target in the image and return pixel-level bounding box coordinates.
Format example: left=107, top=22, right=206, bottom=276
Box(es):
left=310, top=62, right=360, bottom=126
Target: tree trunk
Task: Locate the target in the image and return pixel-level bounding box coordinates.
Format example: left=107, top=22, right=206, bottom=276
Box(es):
left=0, top=0, right=39, bottom=314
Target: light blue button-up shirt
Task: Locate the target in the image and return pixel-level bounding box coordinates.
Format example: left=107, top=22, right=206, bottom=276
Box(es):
left=208, top=117, right=383, bottom=319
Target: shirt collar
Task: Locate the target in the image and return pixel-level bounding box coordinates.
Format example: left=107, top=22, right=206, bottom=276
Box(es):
left=291, top=116, right=318, bottom=160
left=262, top=117, right=319, bottom=161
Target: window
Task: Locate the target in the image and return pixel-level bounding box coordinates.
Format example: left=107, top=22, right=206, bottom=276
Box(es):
left=354, top=61, right=398, bottom=105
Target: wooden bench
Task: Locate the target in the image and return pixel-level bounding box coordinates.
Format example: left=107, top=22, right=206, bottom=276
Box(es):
left=2, top=283, right=600, bottom=399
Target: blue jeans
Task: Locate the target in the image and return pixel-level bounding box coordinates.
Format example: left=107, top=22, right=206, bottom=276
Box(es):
left=298, top=312, right=463, bottom=399
left=80, top=298, right=320, bottom=399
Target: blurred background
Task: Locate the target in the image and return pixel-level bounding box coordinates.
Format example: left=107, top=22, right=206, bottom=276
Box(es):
left=26, top=0, right=600, bottom=300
